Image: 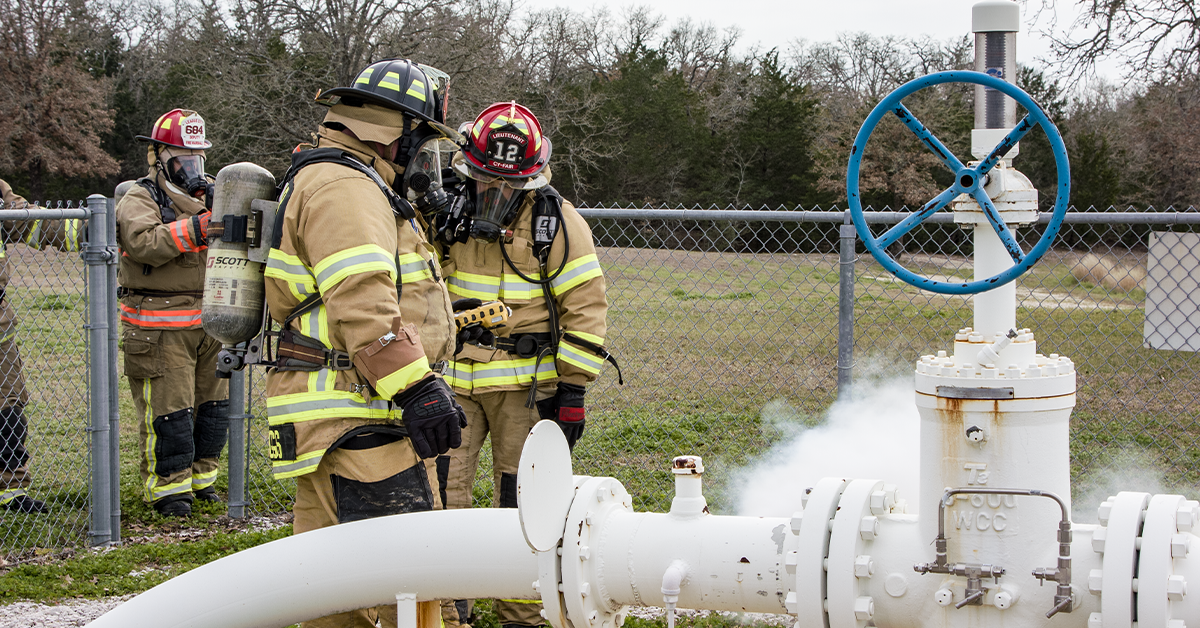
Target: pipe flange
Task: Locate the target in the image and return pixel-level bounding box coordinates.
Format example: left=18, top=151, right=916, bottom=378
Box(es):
left=560, top=476, right=633, bottom=628
left=1137, top=494, right=1195, bottom=627
left=1094, top=492, right=1150, bottom=627
left=538, top=475, right=590, bottom=628
left=827, top=479, right=885, bottom=628
left=789, top=477, right=848, bottom=624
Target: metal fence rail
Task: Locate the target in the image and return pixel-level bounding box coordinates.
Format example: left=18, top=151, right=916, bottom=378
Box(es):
left=3, top=203, right=1198, bottom=555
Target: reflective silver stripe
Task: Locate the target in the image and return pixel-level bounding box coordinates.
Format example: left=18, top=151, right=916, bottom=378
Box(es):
left=150, top=482, right=193, bottom=500
left=266, top=254, right=313, bottom=280
left=399, top=259, right=432, bottom=281
left=471, top=359, right=558, bottom=381
left=550, top=257, right=603, bottom=293
left=315, top=250, right=396, bottom=289
left=267, top=395, right=391, bottom=419
left=272, top=457, right=320, bottom=476
left=447, top=274, right=500, bottom=298
left=558, top=343, right=605, bottom=370
left=121, top=311, right=201, bottom=323
left=0, top=488, right=27, bottom=504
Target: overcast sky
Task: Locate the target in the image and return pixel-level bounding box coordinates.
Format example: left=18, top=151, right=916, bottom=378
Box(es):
left=521, top=0, right=1120, bottom=83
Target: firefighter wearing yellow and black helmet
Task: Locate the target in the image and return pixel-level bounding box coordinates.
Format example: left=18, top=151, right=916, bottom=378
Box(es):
left=116, top=109, right=227, bottom=518
left=263, top=58, right=466, bottom=628
left=0, top=179, right=85, bottom=514
left=432, top=101, right=617, bottom=628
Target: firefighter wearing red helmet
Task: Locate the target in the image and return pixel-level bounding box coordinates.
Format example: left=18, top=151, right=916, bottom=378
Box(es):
left=436, top=101, right=615, bottom=628
left=264, top=58, right=465, bottom=628
left=116, top=109, right=227, bottom=518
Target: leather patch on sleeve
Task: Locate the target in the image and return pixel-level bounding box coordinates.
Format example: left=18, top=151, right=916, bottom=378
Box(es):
left=353, top=317, right=427, bottom=389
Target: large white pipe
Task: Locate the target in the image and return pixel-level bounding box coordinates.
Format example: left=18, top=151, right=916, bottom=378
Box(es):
left=86, top=509, right=538, bottom=628
left=595, top=512, right=793, bottom=613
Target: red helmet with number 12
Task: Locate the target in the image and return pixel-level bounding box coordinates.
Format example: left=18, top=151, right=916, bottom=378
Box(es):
left=461, top=102, right=551, bottom=181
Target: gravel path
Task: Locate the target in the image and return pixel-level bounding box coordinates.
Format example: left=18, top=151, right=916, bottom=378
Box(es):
left=0, top=596, right=131, bottom=628
left=0, top=599, right=795, bottom=628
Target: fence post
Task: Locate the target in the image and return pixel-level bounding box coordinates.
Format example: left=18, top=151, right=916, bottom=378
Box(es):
left=837, top=210, right=857, bottom=399
left=106, top=197, right=121, bottom=544
left=227, top=368, right=248, bottom=518
left=85, top=194, right=115, bottom=546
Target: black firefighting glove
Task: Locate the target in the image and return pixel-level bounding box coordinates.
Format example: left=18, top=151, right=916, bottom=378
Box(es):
left=452, top=298, right=495, bottom=354
left=537, top=382, right=586, bottom=449
left=394, top=376, right=467, bottom=459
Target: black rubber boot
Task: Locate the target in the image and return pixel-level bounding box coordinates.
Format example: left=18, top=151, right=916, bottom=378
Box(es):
left=2, top=494, right=48, bottom=514
left=195, top=487, right=223, bottom=503
left=153, top=495, right=193, bottom=517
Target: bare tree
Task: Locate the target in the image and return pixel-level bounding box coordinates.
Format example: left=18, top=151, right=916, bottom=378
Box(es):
left=1036, top=0, right=1200, bottom=83
left=0, top=0, right=119, bottom=198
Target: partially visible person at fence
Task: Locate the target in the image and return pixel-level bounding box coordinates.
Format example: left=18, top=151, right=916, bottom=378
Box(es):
left=433, top=101, right=617, bottom=628
left=116, top=109, right=229, bottom=518
left=0, top=179, right=85, bottom=513
left=263, top=59, right=465, bottom=628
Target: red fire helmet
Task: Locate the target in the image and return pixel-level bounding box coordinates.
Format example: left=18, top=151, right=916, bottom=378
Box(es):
left=136, top=109, right=212, bottom=150
left=461, top=102, right=551, bottom=180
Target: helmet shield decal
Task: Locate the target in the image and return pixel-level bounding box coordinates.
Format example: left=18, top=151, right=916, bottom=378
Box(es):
left=179, top=114, right=208, bottom=149
left=486, top=123, right=529, bottom=174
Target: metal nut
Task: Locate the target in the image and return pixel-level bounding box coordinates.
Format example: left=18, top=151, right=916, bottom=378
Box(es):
left=1173, top=534, right=1191, bottom=558
left=1092, top=527, right=1107, bottom=554
left=853, top=596, right=875, bottom=620
left=854, top=555, right=874, bottom=578
left=1167, top=575, right=1186, bottom=601
left=1098, top=501, right=1114, bottom=525
left=935, top=588, right=954, bottom=606
left=993, top=590, right=1013, bottom=610
left=859, top=516, right=879, bottom=541
left=1178, top=503, right=1200, bottom=533
left=1088, top=569, right=1103, bottom=594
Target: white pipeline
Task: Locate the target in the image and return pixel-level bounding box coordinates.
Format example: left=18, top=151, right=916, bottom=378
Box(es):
left=86, top=509, right=539, bottom=628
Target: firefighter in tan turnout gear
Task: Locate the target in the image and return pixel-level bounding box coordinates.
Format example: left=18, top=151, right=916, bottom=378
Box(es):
left=263, top=58, right=466, bottom=628
left=117, top=109, right=229, bottom=518
left=0, top=180, right=84, bottom=513
left=434, top=102, right=615, bottom=628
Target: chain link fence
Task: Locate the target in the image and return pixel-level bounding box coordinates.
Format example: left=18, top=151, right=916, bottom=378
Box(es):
left=0, top=200, right=97, bottom=558
left=240, top=205, right=1200, bottom=517
left=3, top=202, right=1198, bottom=555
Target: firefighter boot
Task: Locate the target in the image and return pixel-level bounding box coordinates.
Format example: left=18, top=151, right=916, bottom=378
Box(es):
left=154, top=494, right=193, bottom=517
left=1, top=491, right=48, bottom=513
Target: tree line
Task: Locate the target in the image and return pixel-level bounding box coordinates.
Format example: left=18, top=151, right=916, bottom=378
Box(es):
left=1, top=0, right=1196, bottom=211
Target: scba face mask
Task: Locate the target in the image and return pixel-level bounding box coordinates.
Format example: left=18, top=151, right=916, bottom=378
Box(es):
left=403, top=136, right=460, bottom=217
left=468, top=175, right=525, bottom=242
left=167, top=154, right=208, bottom=198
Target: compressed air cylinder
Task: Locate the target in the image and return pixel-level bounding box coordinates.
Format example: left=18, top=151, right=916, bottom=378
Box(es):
left=202, top=163, right=276, bottom=345
left=114, top=180, right=136, bottom=206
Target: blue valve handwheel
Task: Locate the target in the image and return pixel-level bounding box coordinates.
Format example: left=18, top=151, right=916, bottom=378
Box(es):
left=846, top=71, right=1070, bottom=295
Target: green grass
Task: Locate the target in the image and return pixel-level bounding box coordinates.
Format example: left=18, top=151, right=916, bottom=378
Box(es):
left=0, top=526, right=291, bottom=604
left=1, top=242, right=1197, bottom=620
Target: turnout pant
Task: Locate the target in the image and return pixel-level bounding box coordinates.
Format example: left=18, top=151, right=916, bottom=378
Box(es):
left=123, top=326, right=229, bottom=505
left=0, top=304, right=32, bottom=506
left=438, top=386, right=554, bottom=628
left=293, top=433, right=442, bottom=628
